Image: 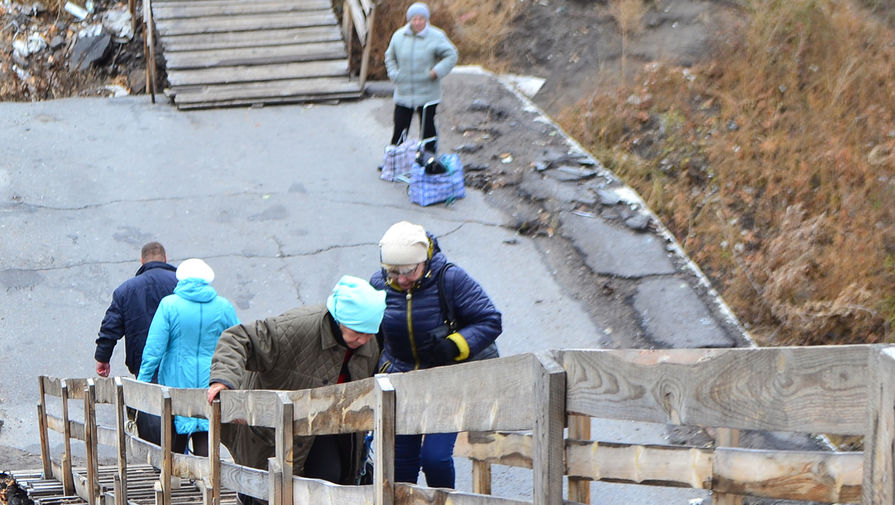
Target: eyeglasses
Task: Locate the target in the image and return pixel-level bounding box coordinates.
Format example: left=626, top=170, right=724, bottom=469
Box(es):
left=382, top=263, right=421, bottom=278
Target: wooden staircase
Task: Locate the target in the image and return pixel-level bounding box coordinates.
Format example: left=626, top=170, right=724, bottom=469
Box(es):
left=147, top=0, right=369, bottom=109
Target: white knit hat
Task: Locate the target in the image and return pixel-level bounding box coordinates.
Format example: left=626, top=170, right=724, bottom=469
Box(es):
left=406, top=2, right=430, bottom=21
left=379, top=221, right=429, bottom=265
left=176, top=258, right=215, bottom=282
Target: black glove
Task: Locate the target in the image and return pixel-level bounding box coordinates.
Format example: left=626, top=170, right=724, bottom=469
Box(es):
left=432, top=337, right=460, bottom=365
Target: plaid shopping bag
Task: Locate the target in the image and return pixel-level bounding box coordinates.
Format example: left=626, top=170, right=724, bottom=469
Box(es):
left=380, top=136, right=419, bottom=182
left=408, top=153, right=465, bottom=206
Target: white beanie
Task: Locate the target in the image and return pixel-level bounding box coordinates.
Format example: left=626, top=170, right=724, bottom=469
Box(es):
left=176, top=258, right=215, bottom=282
left=379, top=221, right=429, bottom=265
left=406, top=2, right=430, bottom=21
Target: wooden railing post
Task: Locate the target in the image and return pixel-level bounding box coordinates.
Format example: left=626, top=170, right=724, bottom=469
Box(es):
left=61, top=380, right=75, bottom=495
left=37, top=376, right=52, bottom=479
left=267, top=458, right=283, bottom=505
left=142, top=0, right=156, bottom=102
left=113, top=378, right=128, bottom=505
left=567, top=414, right=590, bottom=504
left=471, top=460, right=492, bottom=495
left=84, top=379, right=99, bottom=505
left=374, top=375, right=395, bottom=505
left=275, top=393, right=293, bottom=505
left=714, top=428, right=743, bottom=505
left=863, top=346, right=895, bottom=504
left=208, top=399, right=222, bottom=505
left=341, top=0, right=354, bottom=64
left=359, top=5, right=375, bottom=89
left=160, top=390, right=173, bottom=505
left=533, top=352, right=565, bottom=505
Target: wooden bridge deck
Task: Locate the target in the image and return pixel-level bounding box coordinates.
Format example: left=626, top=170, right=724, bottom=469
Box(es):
left=11, top=465, right=237, bottom=505
left=151, top=0, right=362, bottom=109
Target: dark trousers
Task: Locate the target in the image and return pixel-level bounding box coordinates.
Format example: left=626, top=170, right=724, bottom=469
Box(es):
left=135, top=410, right=161, bottom=446
left=394, top=432, right=457, bottom=488
left=174, top=430, right=209, bottom=456
left=304, top=433, right=353, bottom=484
left=391, top=103, right=438, bottom=153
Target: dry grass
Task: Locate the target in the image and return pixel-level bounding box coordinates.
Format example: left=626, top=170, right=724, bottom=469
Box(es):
left=561, top=0, right=895, bottom=346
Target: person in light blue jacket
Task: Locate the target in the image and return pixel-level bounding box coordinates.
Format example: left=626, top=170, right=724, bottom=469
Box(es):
left=138, top=258, right=240, bottom=456
left=385, top=2, right=458, bottom=154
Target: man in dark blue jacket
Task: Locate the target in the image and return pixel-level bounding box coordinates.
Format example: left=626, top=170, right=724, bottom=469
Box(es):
left=94, top=241, right=176, bottom=444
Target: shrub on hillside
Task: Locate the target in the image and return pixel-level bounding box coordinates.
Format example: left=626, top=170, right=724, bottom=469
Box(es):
left=563, top=0, right=895, bottom=345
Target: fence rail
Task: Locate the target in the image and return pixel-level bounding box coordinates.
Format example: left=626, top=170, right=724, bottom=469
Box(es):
left=35, top=345, right=895, bottom=505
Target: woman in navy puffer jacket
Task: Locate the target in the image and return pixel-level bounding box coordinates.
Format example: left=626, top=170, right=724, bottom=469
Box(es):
left=370, top=221, right=501, bottom=488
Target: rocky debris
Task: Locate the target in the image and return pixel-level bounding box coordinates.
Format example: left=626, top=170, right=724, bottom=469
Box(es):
left=0, top=0, right=143, bottom=100
left=69, top=29, right=111, bottom=71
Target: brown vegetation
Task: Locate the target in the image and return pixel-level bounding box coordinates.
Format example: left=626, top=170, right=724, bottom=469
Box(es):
left=360, top=0, right=519, bottom=81
left=560, top=0, right=895, bottom=346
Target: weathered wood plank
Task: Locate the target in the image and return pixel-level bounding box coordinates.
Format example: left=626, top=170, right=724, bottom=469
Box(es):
left=153, top=2, right=329, bottom=20
left=167, top=60, right=347, bottom=87
left=344, top=0, right=367, bottom=42
left=285, top=378, right=375, bottom=436
left=172, top=78, right=361, bottom=106
left=532, top=352, right=564, bottom=505
left=155, top=12, right=336, bottom=36
left=84, top=381, right=98, bottom=505
left=566, top=439, right=714, bottom=488
left=164, top=42, right=347, bottom=69
left=714, top=428, right=743, bottom=505
left=120, top=378, right=164, bottom=414
left=161, top=26, right=341, bottom=52
left=291, top=476, right=373, bottom=505
left=113, top=378, right=128, bottom=505
left=220, top=460, right=268, bottom=499
left=171, top=452, right=210, bottom=482
left=41, top=375, right=64, bottom=398
left=714, top=447, right=862, bottom=503
left=567, top=414, right=590, bottom=504
left=153, top=0, right=329, bottom=8
left=46, top=413, right=65, bottom=434
left=458, top=430, right=862, bottom=503
left=394, top=483, right=529, bottom=505
left=276, top=394, right=293, bottom=505
left=455, top=432, right=532, bottom=469
left=863, top=347, right=895, bottom=504
left=174, top=90, right=363, bottom=110
left=161, top=393, right=173, bottom=505
left=388, top=354, right=535, bottom=434
left=39, top=376, right=53, bottom=477
left=375, top=376, right=395, bottom=505
left=169, top=387, right=212, bottom=419
left=218, top=389, right=282, bottom=427
left=471, top=461, right=491, bottom=496
left=61, top=381, right=74, bottom=494
left=97, top=425, right=117, bottom=449
left=557, top=346, right=874, bottom=434
left=209, top=400, right=221, bottom=505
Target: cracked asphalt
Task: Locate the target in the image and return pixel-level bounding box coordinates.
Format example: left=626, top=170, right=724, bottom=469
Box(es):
left=0, top=69, right=753, bottom=503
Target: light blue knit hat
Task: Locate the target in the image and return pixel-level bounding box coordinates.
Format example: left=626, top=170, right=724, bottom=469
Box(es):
left=406, top=2, right=430, bottom=21
left=326, top=275, right=386, bottom=334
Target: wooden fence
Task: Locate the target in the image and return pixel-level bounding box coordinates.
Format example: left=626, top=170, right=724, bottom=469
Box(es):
left=35, top=345, right=895, bottom=505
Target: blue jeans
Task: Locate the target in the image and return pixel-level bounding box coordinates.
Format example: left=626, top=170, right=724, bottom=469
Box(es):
left=394, top=432, right=457, bottom=488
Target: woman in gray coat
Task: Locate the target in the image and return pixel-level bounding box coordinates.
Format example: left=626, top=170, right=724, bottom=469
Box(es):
left=385, top=2, right=458, bottom=154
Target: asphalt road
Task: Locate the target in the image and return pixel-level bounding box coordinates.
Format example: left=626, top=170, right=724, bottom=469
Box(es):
left=0, top=75, right=717, bottom=503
